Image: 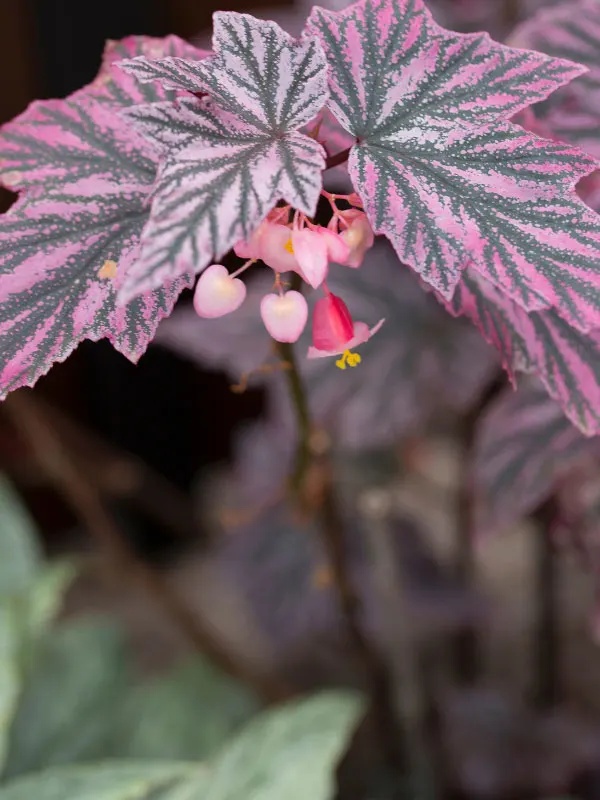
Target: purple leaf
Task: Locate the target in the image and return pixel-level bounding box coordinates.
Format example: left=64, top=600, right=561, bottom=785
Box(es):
left=156, top=242, right=498, bottom=448
left=510, top=0, right=600, bottom=159
left=473, top=379, right=594, bottom=533
left=119, top=12, right=329, bottom=302
left=306, top=0, right=600, bottom=332
left=0, top=36, right=202, bottom=398
left=442, top=269, right=600, bottom=435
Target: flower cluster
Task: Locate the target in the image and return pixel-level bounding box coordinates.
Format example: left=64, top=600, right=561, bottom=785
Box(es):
left=193, top=191, right=382, bottom=365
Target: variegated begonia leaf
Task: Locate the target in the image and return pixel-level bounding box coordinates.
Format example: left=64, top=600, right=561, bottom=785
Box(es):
left=510, top=0, right=600, bottom=159
left=441, top=268, right=600, bottom=435
left=472, top=379, right=595, bottom=533
left=117, top=12, right=329, bottom=302
left=306, top=0, right=600, bottom=332
left=0, top=36, right=207, bottom=398
left=156, top=242, right=498, bottom=448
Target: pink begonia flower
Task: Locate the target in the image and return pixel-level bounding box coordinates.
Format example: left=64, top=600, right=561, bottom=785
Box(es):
left=318, top=227, right=350, bottom=263
left=233, top=221, right=269, bottom=260
left=308, top=291, right=384, bottom=367
left=260, top=290, right=308, bottom=343
left=338, top=214, right=375, bottom=269
left=291, top=228, right=329, bottom=288
left=311, top=292, right=354, bottom=351
left=193, top=264, right=247, bottom=318
left=259, top=224, right=306, bottom=276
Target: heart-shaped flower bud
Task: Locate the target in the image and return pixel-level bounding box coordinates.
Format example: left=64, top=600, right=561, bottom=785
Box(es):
left=311, top=292, right=354, bottom=352
left=291, top=229, right=329, bottom=288
left=193, top=264, right=246, bottom=318
left=260, top=290, right=308, bottom=343
left=339, top=213, right=375, bottom=268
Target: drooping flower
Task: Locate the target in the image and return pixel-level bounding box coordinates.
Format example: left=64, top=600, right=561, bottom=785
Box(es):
left=311, top=291, right=354, bottom=351
left=259, top=224, right=306, bottom=276
left=193, top=264, right=247, bottom=318
left=338, top=212, right=375, bottom=269
left=290, top=228, right=329, bottom=288
left=260, top=290, right=308, bottom=343
left=308, top=288, right=384, bottom=366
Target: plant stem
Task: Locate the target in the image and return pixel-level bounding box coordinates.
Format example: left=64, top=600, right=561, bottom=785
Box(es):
left=279, top=345, right=406, bottom=785
left=364, top=496, right=443, bottom=797
left=453, top=371, right=506, bottom=684
left=276, top=341, right=312, bottom=497
left=532, top=495, right=561, bottom=710
left=4, top=390, right=289, bottom=704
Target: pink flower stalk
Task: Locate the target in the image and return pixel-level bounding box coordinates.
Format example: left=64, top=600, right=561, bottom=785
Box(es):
left=308, top=289, right=385, bottom=367
left=260, top=290, right=308, bottom=343
left=193, top=264, right=247, bottom=318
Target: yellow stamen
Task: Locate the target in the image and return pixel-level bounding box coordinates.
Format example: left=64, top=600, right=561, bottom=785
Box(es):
left=335, top=349, right=362, bottom=369
left=284, top=237, right=294, bottom=254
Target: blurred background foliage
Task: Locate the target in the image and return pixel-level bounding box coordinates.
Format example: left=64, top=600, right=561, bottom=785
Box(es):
left=2, top=0, right=600, bottom=799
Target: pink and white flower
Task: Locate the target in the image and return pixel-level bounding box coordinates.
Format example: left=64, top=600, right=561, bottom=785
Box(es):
left=260, top=290, right=308, bottom=343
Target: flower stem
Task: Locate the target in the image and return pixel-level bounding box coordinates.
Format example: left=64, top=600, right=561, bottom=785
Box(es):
left=453, top=370, right=506, bottom=684
left=532, top=495, right=561, bottom=710
left=278, top=341, right=407, bottom=787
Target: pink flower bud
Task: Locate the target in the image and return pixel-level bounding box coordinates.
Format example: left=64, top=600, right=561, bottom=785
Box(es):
left=291, top=228, right=329, bottom=288
left=339, top=213, right=375, bottom=268
left=193, top=264, right=246, bottom=318
left=260, top=290, right=308, bottom=343
left=318, top=228, right=351, bottom=263
left=311, top=292, right=354, bottom=352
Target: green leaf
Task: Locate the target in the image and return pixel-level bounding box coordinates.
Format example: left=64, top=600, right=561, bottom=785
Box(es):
left=117, top=656, right=258, bottom=761
left=3, top=619, right=129, bottom=779
left=0, top=762, right=208, bottom=800
left=203, top=690, right=363, bottom=800
left=16, top=561, right=77, bottom=673
left=0, top=475, right=41, bottom=596
left=0, top=604, right=22, bottom=775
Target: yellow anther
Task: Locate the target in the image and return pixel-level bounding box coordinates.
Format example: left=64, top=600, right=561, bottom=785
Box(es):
left=336, top=352, right=348, bottom=369
left=336, top=349, right=361, bottom=369
left=284, top=237, right=294, bottom=254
